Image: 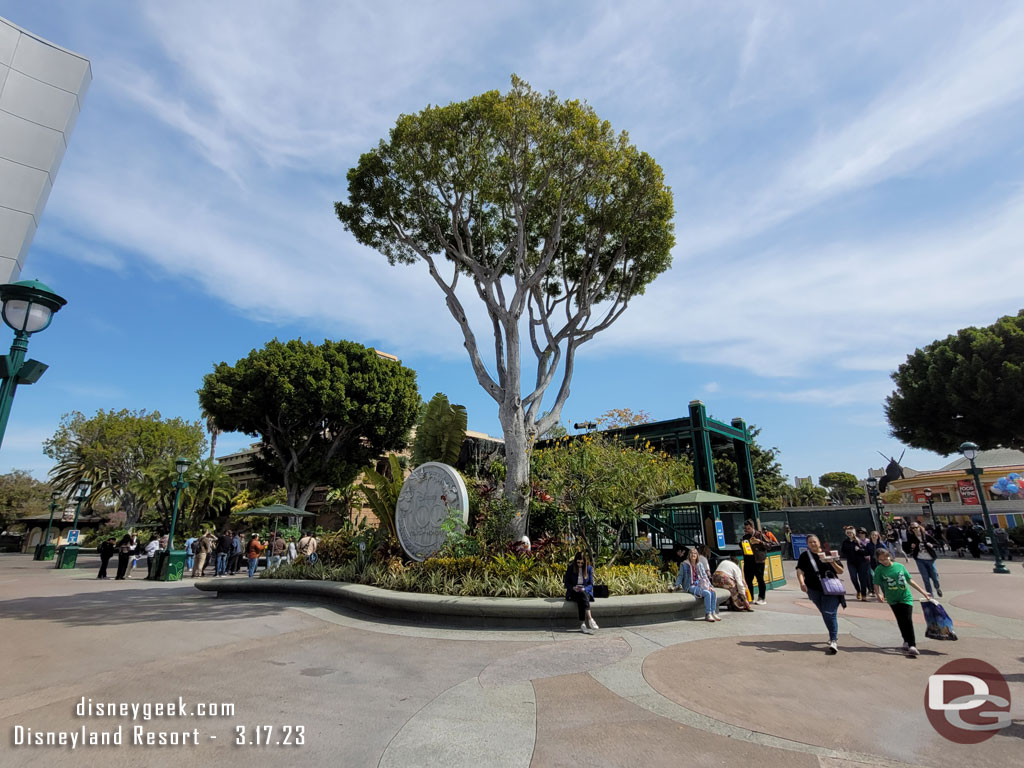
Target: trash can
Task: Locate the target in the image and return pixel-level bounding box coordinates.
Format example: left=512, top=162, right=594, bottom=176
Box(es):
left=33, top=543, right=56, bottom=561
left=55, top=545, right=79, bottom=569
left=154, top=550, right=188, bottom=582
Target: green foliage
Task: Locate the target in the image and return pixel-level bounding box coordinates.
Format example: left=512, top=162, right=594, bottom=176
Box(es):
left=787, top=479, right=829, bottom=507
left=886, top=310, right=1024, bottom=453
left=198, top=338, right=419, bottom=509
left=43, top=409, right=206, bottom=525
left=358, top=454, right=404, bottom=542
left=818, top=471, right=865, bottom=505
left=591, top=408, right=653, bottom=429
left=439, top=508, right=482, bottom=557
left=531, top=433, right=694, bottom=555
left=412, top=393, right=467, bottom=467
left=712, top=425, right=788, bottom=510
left=476, top=495, right=520, bottom=552
left=0, top=469, right=52, bottom=529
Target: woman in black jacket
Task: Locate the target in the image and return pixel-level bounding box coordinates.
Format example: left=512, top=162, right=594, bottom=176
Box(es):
left=904, top=523, right=942, bottom=598
left=96, top=537, right=116, bottom=579
left=563, top=552, right=598, bottom=634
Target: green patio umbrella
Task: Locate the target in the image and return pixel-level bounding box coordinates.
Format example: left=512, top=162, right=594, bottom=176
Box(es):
left=653, top=490, right=755, bottom=506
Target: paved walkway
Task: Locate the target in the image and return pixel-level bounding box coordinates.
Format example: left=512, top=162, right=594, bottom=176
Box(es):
left=1, top=553, right=1021, bottom=767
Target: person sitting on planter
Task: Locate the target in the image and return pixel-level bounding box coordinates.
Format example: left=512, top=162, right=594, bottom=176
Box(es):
left=564, top=552, right=598, bottom=634
left=712, top=554, right=753, bottom=611
left=678, top=546, right=720, bottom=622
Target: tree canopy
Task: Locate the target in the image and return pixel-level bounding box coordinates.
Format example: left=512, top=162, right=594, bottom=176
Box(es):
left=411, top=392, right=467, bottom=466
left=198, top=339, right=419, bottom=510
left=0, top=470, right=52, bottom=530
left=336, top=76, right=675, bottom=529
left=886, top=310, right=1024, bottom=453
left=818, top=471, right=865, bottom=505
left=43, top=409, right=206, bottom=525
left=712, top=426, right=788, bottom=510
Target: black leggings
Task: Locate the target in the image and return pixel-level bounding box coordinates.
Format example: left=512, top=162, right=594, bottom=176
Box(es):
left=890, top=602, right=916, bottom=646
left=568, top=591, right=592, bottom=621
left=744, top=559, right=767, bottom=600
left=115, top=552, right=130, bottom=580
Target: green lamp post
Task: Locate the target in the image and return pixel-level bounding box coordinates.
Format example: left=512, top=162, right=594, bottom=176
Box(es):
left=157, top=457, right=191, bottom=582
left=56, top=479, right=91, bottom=569
left=0, top=280, right=67, bottom=451
left=33, top=490, right=62, bottom=560
left=959, top=441, right=1009, bottom=575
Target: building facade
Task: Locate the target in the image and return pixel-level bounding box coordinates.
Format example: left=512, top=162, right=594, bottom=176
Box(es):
left=0, top=18, right=91, bottom=282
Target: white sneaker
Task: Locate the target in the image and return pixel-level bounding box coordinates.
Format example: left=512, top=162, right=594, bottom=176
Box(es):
left=580, top=622, right=593, bottom=634
left=908, top=646, right=920, bottom=657
left=826, top=641, right=838, bottom=655
left=587, top=618, right=599, bottom=630
left=713, top=613, right=722, bottom=621
left=705, top=614, right=716, bottom=622
left=755, top=599, right=766, bottom=605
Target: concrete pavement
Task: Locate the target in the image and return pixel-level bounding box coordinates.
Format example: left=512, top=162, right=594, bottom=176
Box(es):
left=2, top=552, right=1021, bottom=767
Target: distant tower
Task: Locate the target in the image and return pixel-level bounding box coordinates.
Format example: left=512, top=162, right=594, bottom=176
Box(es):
left=0, top=18, right=91, bottom=283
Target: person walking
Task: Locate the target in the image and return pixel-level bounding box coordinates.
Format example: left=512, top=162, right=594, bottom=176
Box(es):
left=904, top=523, right=942, bottom=597
left=840, top=526, right=873, bottom=601
left=192, top=530, right=215, bottom=577
left=873, top=547, right=932, bottom=657
left=992, top=524, right=1011, bottom=562
left=143, top=535, right=160, bottom=579
left=246, top=533, right=265, bottom=577
left=563, top=552, right=598, bottom=633
left=229, top=531, right=243, bottom=574
left=184, top=535, right=197, bottom=574
left=783, top=523, right=793, bottom=560
left=866, top=530, right=885, bottom=570
left=679, top=547, right=720, bottom=622
left=96, top=537, right=116, bottom=579
left=215, top=529, right=232, bottom=576
left=297, top=531, right=317, bottom=560
left=741, top=519, right=770, bottom=605
left=713, top=554, right=752, bottom=611
left=795, top=535, right=846, bottom=654
left=114, top=532, right=137, bottom=580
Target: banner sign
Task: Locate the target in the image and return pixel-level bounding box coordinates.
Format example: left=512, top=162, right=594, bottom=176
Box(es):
left=957, top=479, right=979, bottom=506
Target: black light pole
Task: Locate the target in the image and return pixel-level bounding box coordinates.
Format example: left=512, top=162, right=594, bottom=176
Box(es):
left=923, top=487, right=936, bottom=529
left=866, top=477, right=882, bottom=525
left=959, top=442, right=1009, bottom=575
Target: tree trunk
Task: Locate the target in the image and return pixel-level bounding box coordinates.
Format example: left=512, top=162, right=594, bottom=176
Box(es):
left=500, top=401, right=531, bottom=539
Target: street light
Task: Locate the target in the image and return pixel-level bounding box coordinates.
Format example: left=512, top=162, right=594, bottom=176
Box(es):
left=923, top=487, right=936, bottom=528
left=0, top=280, right=67, bottom=451
left=157, top=457, right=191, bottom=582
left=56, top=479, right=92, bottom=569
left=33, top=490, right=62, bottom=560
left=959, top=441, right=1009, bottom=574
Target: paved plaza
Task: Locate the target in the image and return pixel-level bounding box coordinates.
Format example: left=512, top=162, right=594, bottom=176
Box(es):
left=1, top=552, right=1021, bottom=768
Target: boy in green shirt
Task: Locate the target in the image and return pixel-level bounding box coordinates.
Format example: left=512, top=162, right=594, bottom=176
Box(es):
left=873, top=548, right=932, bottom=656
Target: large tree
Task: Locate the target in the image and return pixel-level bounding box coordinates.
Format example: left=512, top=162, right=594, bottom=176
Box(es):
left=886, top=310, right=1024, bottom=453
left=712, top=426, right=788, bottom=510
left=818, top=471, right=865, bottom=505
left=336, top=76, right=674, bottom=530
left=44, top=409, right=206, bottom=525
left=198, top=339, right=419, bottom=510
left=0, top=470, right=52, bottom=531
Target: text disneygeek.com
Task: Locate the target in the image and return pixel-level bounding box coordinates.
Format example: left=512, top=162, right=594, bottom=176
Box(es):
left=10, top=697, right=305, bottom=749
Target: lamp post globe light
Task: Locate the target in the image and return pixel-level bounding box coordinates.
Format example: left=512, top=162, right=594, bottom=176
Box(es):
left=923, top=487, right=936, bottom=528
left=0, top=280, right=67, bottom=451
left=157, top=457, right=191, bottom=582
left=56, top=479, right=92, bottom=570
left=959, top=441, right=1009, bottom=575
left=33, top=490, right=62, bottom=561
left=865, top=476, right=882, bottom=525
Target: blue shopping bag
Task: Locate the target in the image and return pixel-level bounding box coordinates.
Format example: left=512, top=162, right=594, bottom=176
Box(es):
left=921, top=600, right=958, bottom=641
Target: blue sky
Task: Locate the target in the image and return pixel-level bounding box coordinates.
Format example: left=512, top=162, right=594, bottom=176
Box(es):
left=1, top=1, right=1022, bottom=485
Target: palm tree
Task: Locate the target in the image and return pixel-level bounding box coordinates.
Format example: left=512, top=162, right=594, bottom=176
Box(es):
left=183, top=459, right=235, bottom=531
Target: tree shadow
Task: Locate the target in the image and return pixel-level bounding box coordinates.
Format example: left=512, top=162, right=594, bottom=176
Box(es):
left=0, top=586, right=287, bottom=628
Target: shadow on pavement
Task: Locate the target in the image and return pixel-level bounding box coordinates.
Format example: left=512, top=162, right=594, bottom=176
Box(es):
left=0, top=588, right=287, bottom=627
left=736, top=638, right=949, bottom=656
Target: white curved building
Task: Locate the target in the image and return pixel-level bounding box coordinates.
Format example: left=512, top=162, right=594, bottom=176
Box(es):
left=0, top=17, right=91, bottom=283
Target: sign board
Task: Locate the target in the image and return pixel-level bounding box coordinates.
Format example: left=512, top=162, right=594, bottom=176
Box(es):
left=791, top=533, right=809, bottom=560
left=394, top=462, right=469, bottom=562
left=66, top=530, right=80, bottom=545
left=957, top=479, right=979, bottom=506
left=714, top=519, right=726, bottom=548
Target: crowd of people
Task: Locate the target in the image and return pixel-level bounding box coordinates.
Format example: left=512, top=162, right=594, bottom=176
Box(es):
left=92, top=529, right=319, bottom=581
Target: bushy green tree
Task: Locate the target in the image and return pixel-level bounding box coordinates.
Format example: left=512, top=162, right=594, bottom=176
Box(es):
left=336, top=76, right=675, bottom=534
left=818, top=471, right=865, bottom=505
left=531, top=434, right=694, bottom=557
left=0, top=470, right=52, bottom=530
left=198, top=339, right=419, bottom=510
left=886, top=310, right=1024, bottom=453
left=712, top=426, right=788, bottom=510
left=44, top=409, right=206, bottom=525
